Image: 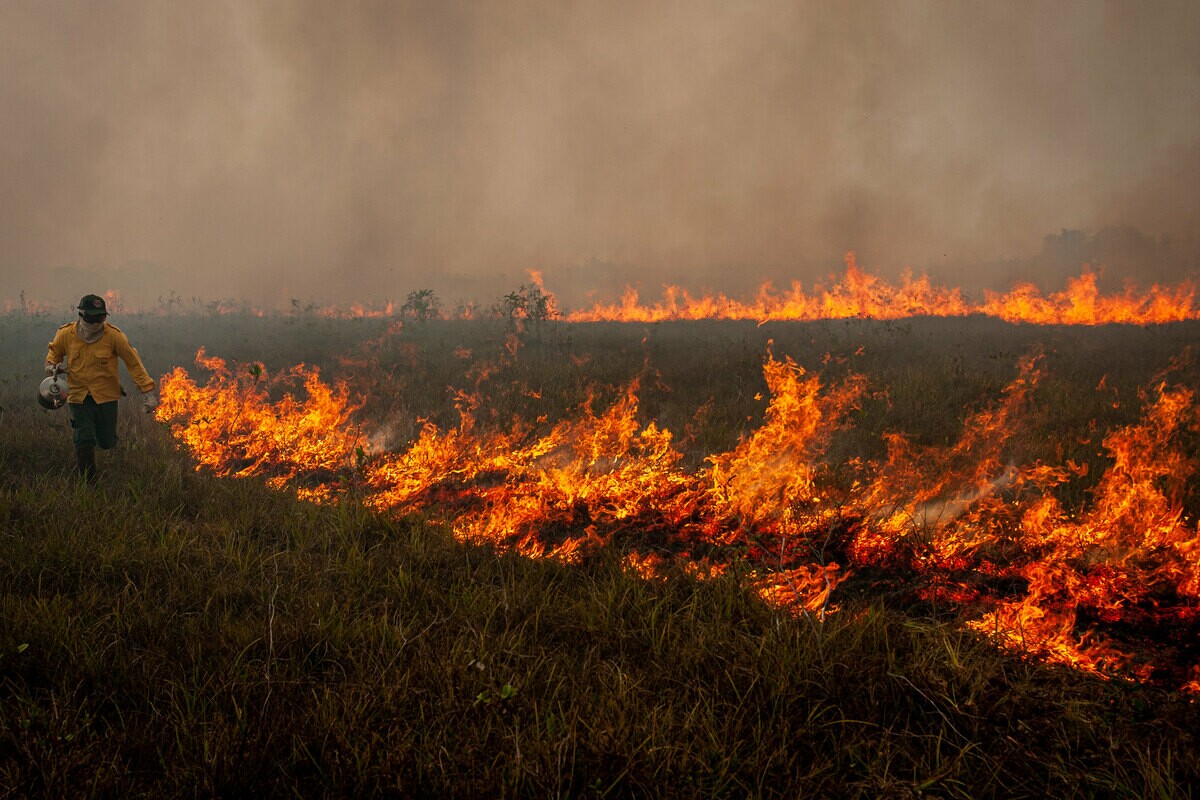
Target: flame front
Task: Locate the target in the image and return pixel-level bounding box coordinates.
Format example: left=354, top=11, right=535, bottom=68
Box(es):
left=12, top=253, right=1197, bottom=323
left=567, top=253, right=1200, bottom=325
left=157, top=335, right=1200, bottom=692
left=156, top=348, right=365, bottom=491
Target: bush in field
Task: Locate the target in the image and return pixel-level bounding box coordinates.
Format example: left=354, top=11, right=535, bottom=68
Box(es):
left=497, top=283, right=559, bottom=323
left=401, top=289, right=441, bottom=321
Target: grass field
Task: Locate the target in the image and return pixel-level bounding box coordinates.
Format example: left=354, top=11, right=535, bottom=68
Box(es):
left=2, top=311, right=1199, bottom=797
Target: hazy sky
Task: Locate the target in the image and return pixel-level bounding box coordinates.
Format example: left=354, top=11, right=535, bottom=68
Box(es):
left=3, top=0, right=1198, bottom=309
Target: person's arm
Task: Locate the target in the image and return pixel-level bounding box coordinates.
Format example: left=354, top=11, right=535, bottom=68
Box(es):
left=45, top=329, right=66, bottom=375
left=114, top=332, right=157, bottom=394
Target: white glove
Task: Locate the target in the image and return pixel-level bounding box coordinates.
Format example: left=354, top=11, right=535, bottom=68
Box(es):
left=142, top=392, right=158, bottom=413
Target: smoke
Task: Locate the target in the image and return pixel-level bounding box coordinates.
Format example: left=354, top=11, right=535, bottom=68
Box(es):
left=2, top=0, right=1198, bottom=309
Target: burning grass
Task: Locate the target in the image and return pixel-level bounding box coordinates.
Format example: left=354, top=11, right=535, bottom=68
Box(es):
left=2, top=313, right=1200, bottom=796
left=152, top=322, right=1200, bottom=694
left=0, top=447, right=1197, bottom=797
left=565, top=254, right=1200, bottom=325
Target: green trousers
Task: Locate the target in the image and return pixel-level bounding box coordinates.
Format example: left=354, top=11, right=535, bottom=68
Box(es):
left=68, top=395, right=120, bottom=450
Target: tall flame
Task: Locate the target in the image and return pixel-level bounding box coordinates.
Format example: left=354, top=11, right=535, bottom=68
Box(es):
left=156, top=335, right=1200, bottom=691
left=156, top=349, right=365, bottom=490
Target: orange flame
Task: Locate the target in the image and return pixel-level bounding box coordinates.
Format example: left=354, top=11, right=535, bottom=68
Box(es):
left=156, top=349, right=365, bottom=489
left=156, top=336, right=1200, bottom=691
left=567, top=253, right=1199, bottom=325
left=8, top=253, right=1197, bottom=324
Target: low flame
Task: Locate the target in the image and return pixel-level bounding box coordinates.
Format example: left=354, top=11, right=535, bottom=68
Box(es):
left=156, top=332, right=1200, bottom=691
left=567, top=253, right=1199, bottom=326
left=7, top=254, right=1196, bottom=324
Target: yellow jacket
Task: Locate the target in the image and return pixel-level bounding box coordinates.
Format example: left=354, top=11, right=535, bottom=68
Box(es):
left=46, top=322, right=157, bottom=404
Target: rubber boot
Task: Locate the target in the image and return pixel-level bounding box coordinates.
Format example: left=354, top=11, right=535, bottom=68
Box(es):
left=75, top=444, right=97, bottom=484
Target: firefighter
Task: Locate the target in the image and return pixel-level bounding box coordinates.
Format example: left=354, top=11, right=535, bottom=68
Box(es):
left=45, top=294, right=158, bottom=481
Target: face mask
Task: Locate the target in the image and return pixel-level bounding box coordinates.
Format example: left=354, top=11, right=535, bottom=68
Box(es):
left=76, top=316, right=106, bottom=342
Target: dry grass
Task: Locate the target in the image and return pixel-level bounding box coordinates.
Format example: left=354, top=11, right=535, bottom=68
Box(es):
left=1, top=312, right=1198, bottom=797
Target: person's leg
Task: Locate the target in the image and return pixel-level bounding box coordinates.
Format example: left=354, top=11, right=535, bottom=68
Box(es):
left=94, top=400, right=119, bottom=450
left=68, top=398, right=99, bottom=481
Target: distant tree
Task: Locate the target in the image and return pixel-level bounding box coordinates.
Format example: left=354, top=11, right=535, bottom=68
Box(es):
left=498, top=283, right=559, bottom=323
left=157, top=291, right=184, bottom=314
left=401, top=289, right=442, bottom=321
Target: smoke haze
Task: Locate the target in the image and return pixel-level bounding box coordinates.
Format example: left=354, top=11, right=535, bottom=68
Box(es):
left=3, top=0, right=1198, bottom=310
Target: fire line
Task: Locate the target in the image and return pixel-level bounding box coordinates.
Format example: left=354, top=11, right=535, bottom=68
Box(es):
left=155, top=340, right=1200, bottom=694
